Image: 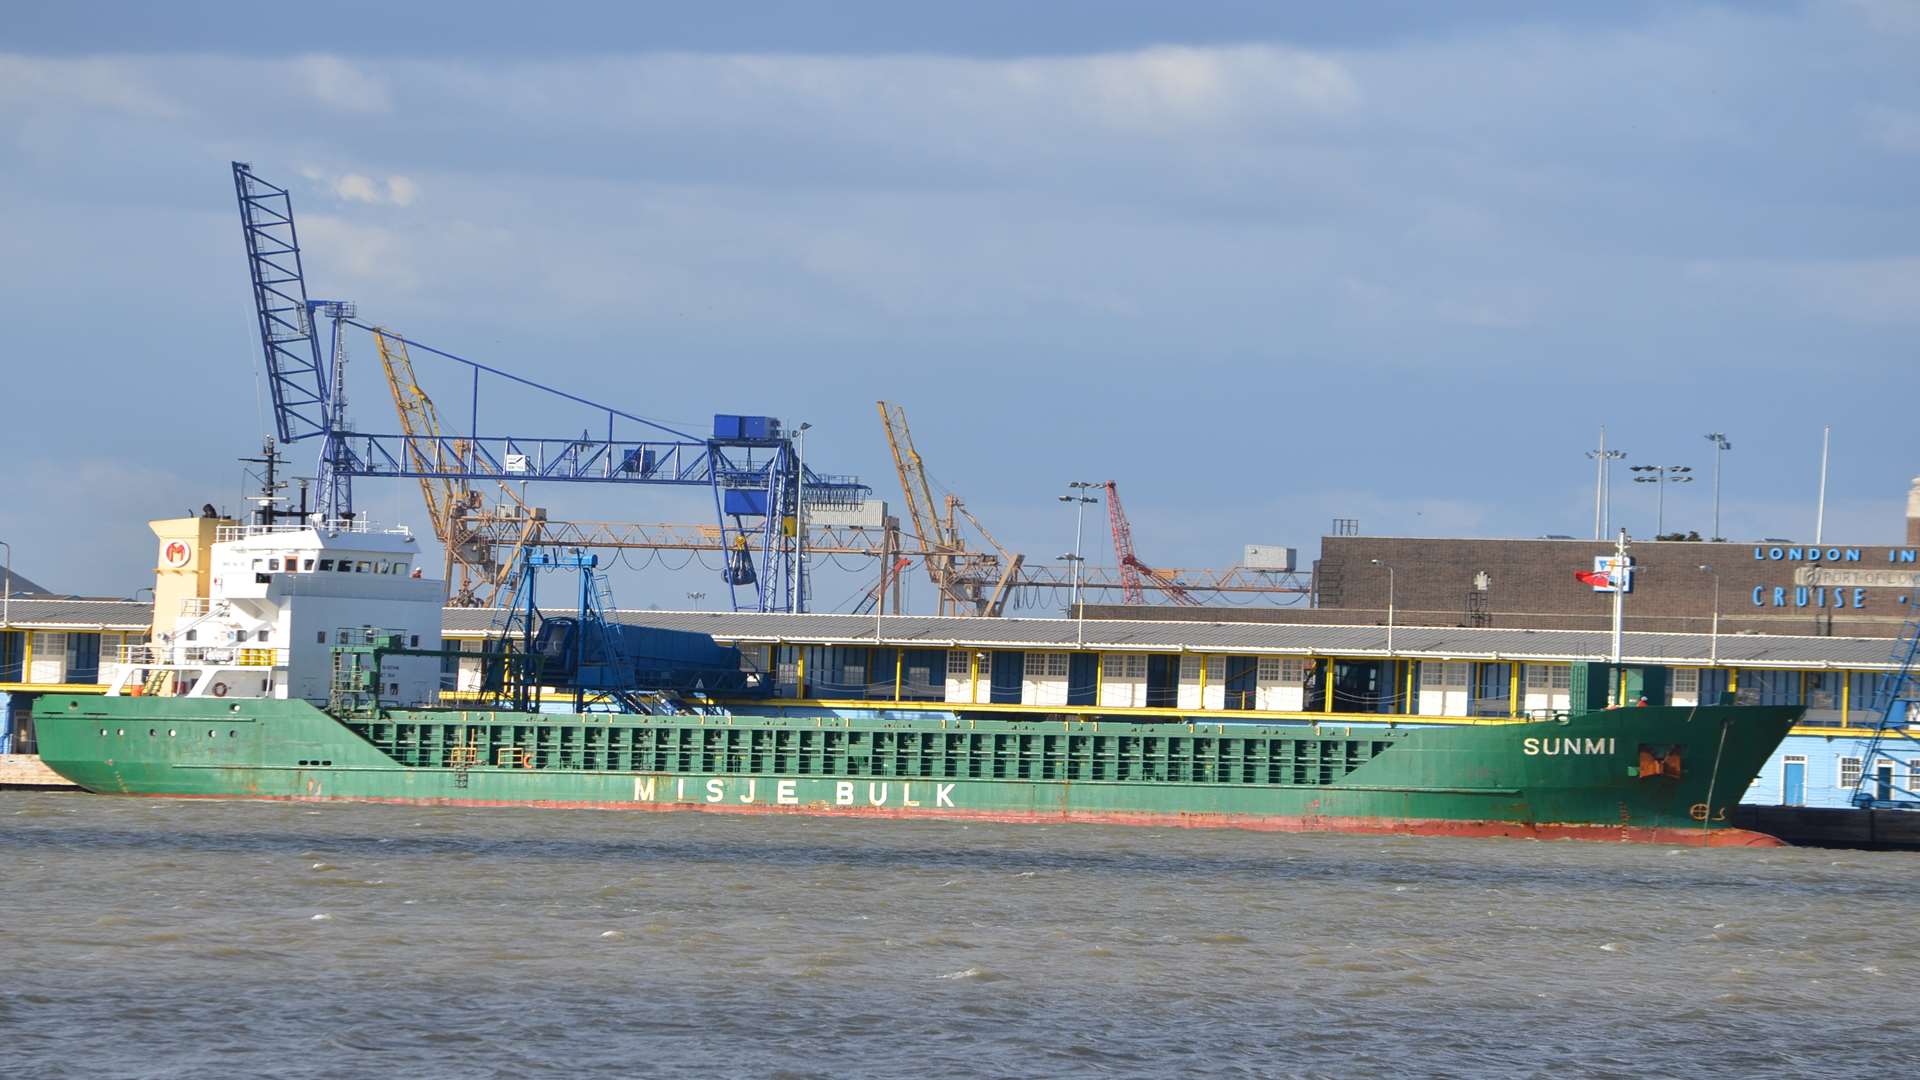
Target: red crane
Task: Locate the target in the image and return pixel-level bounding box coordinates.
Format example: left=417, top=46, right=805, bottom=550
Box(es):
left=1104, top=481, right=1200, bottom=606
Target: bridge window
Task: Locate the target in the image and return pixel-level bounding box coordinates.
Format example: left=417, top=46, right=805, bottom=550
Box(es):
left=319, top=560, right=334, bottom=571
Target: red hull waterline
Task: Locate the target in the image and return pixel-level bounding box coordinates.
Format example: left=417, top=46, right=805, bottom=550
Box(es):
left=114, top=791, right=1787, bottom=847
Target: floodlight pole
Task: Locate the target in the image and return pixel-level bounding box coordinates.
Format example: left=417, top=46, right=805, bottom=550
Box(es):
left=1371, top=559, right=1395, bottom=655
left=1698, top=564, right=1719, bottom=665
left=1704, top=432, right=1731, bottom=541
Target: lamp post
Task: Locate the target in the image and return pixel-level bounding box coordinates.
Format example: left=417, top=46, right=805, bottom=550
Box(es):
left=1369, top=559, right=1395, bottom=656
left=1585, top=427, right=1628, bottom=539
left=1697, top=564, right=1719, bottom=665
left=1703, top=433, right=1731, bottom=541
left=1, top=539, right=10, bottom=635
left=792, top=422, right=811, bottom=614
left=1059, top=482, right=1099, bottom=612
left=1630, top=464, right=1693, bottom=536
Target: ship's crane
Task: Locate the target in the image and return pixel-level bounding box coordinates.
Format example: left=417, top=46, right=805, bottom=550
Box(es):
left=230, top=161, right=869, bottom=613
left=1104, top=481, right=1200, bottom=606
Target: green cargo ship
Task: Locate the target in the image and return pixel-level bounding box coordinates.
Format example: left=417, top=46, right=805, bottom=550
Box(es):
left=37, top=517, right=1803, bottom=845
left=32, top=693, right=1801, bottom=845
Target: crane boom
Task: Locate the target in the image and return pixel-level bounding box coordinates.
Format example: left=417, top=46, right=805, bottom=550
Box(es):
left=1105, top=481, right=1198, bottom=606
left=233, top=162, right=330, bottom=444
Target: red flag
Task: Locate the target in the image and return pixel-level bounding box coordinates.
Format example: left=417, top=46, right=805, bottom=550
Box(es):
left=1573, top=569, right=1612, bottom=588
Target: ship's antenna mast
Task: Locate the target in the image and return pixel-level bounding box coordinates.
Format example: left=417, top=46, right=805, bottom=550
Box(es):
left=240, top=438, right=307, bottom=526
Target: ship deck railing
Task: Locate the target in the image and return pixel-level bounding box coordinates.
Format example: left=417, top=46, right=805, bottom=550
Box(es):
left=216, top=520, right=411, bottom=541
left=112, top=643, right=286, bottom=669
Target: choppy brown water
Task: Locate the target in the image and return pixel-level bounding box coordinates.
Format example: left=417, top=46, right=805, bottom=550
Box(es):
left=3, top=790, right=1916, bottom=1078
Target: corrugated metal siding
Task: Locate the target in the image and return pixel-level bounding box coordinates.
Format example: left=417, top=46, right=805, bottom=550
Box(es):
left=443, top=609, right=1903, bottom=669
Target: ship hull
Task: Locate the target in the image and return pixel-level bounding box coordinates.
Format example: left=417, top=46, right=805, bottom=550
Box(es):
left=31, top=697, right=1802, bottom=846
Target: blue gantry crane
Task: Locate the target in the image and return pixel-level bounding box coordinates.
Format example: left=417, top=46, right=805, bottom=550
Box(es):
left=231, top=161, right=866, bottom=612
left=1849, top=610, right=1920, bottom=810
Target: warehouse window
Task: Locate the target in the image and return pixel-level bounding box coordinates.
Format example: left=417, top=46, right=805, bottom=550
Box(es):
left=1838, top=757, right=1863, bottom=791
left=1206, top=656, right=1224, bottom=681
left=947, top=651, right=969, bottom=676
left=1672, top=669, right=1699, bottom=695
left=1180, top=655, right=1200, bottom=680
left=1257, top=657, right=1281, bottom=681
left=1526, top=664, right=1569, bottom=690
left=1026, top=652, right=1067, bottom=678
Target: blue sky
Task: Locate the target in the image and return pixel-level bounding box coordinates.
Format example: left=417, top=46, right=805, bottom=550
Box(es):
left=2, top=1, right=1916, bottom=608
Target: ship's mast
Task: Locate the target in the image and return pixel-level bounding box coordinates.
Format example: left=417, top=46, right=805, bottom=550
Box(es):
left=240, top=438, right=309, bottom=526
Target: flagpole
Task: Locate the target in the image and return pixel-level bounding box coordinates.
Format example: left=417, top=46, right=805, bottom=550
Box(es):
left=1609, top=528, right=1627, bottom=703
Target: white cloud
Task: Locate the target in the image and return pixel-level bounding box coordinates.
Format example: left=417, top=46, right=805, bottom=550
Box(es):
left=296, top=54, right=391, bottom=113
left=298, top=214, right=420, bottom=293
left=0, top=53, right=186, bottom=119
left=318, top=171, right=419, bottom=206
left=1687, top=256, right=1920, bottom=325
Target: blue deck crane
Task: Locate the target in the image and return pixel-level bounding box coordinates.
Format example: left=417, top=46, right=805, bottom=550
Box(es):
left=231, top=161, right=866, bottom=612
left=487, top=550, right=761, bottom=715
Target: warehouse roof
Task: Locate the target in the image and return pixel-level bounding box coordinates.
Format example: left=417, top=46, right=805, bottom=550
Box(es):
left=0, top=598, right=153, bottom=630
left=0, top=599, right=1898, bottom=669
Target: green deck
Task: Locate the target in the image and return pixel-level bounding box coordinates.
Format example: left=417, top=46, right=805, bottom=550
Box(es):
left=31, top=695, right=1802, bottom=841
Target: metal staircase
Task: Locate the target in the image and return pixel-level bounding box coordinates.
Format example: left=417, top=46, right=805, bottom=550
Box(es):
left=1849, top=611, right=1920, bottom=809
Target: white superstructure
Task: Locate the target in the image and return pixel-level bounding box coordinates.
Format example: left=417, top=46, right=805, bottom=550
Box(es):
left=109, top=520, right=445, bottom=705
